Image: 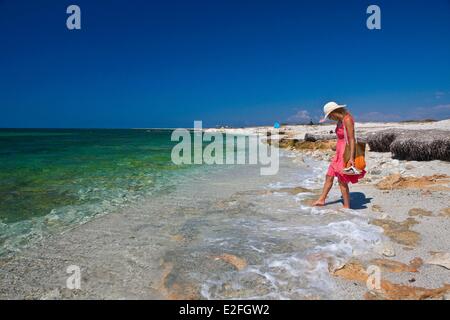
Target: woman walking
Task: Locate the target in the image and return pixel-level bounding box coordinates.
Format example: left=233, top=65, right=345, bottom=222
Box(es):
left=313, top=102, right=366, bottom=209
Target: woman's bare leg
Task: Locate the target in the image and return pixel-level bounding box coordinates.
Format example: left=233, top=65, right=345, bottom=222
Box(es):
left=313, top=175, right=334, bottom=206
left=338, top=180, right=350, bottom=208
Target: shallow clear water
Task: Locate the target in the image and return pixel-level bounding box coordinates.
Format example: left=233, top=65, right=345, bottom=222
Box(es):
left=0, top=129, right=193, bottom=256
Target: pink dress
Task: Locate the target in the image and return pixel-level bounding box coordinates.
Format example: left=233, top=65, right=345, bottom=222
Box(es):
left=326, top=114, right=366, bottom=184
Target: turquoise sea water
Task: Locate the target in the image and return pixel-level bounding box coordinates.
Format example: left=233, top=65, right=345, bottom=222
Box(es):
left=0, top=129, right=193, bottom=256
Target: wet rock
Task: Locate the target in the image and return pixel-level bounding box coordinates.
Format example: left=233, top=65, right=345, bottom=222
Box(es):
left=371, top=218, right=420, bottom=247
left=208, top=272, right=273, bottom=299
left=408, top=208, right=433, bottom=217
left=425, top=252, right=450, bottom=270
left=213, top=254, right=247, bottom=271
left=158, top=262, right=200, bottom=300
left=275, top=186, right=313, bottom=195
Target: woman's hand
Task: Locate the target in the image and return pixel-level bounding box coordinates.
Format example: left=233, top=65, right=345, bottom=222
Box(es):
left=348, top=157, right=355, bottom=167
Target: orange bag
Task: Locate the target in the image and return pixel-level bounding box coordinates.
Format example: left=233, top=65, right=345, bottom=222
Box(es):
left=343, top=118, right=366, bottom=171
left=344, top=143, right=366, bottom=170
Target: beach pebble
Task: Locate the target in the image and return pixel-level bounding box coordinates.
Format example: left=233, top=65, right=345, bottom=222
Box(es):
left=374, top=243, right=395, bottom=257
left=382, top=245, right=396, bottom=257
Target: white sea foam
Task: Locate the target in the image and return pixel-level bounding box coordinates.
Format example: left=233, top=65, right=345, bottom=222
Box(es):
left=196, top=153, right=383, bottom=300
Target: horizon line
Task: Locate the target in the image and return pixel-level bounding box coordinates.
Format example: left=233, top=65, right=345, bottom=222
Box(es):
left=0, top=118, right=445, bottom=130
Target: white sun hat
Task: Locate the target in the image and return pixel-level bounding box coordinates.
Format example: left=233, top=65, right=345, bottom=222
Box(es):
left=319, top=101, right=347, bottom=123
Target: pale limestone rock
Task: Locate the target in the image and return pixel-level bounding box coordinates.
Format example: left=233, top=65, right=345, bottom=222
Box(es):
left=426, top=252, right=450, bottom=270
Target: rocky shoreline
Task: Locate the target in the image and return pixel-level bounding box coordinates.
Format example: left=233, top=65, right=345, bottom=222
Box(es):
left=273, top=120, right=450, bottom=299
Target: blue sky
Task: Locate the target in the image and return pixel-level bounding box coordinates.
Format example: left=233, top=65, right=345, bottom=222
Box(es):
left=0, top=0, right=449, bottom=128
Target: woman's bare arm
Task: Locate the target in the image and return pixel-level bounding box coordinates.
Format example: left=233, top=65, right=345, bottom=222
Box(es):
left=344, top=116, right=356, bottom=165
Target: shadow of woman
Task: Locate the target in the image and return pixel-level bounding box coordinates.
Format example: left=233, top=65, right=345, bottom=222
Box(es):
left=348, top=192, right=372, bottom=209
left=325, top=192, right=372, bottom=209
